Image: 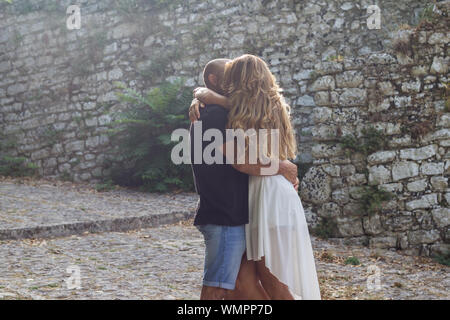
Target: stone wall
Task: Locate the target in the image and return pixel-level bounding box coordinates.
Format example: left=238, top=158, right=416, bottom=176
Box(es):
left=0, top=0, right=448, bottom=255
left=299, top=8, right=450, bottom=256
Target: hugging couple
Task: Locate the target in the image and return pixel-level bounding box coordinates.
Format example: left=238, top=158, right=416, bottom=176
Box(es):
left=188, top=54, right=321, bottom=300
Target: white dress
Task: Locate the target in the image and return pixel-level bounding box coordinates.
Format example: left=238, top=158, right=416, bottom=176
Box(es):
left=246, top=174, right=321, bottom=300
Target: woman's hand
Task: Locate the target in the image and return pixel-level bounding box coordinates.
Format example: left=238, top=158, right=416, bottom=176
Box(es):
left=294, top=177, right=299, bottom=192
left=278, top=160, right=298, bottom=185
left=193, top=87, right=217, bottom=104
left=193, top=87, right=230, bottom=109
left=189, top=98, right=204, bottom=122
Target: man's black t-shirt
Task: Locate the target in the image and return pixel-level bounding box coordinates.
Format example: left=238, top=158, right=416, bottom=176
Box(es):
left=190, top=104, right=249, bottom=226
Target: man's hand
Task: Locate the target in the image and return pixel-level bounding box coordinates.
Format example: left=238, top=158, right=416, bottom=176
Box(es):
left=278, top=160, right=298, bottom=185
left=294, top=177, right=299, bottom=191
left=189, top=98, right=204, bottom=122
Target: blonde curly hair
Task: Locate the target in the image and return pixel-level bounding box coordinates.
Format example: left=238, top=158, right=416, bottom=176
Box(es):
left=223, top=54, right=297, bottom=160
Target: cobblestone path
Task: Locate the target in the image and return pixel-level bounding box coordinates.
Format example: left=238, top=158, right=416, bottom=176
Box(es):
left=0, top=177, right=198, bottom=239
left=0, top=178, right=448, bottom=300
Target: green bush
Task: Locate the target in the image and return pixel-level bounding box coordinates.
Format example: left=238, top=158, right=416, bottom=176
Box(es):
left=417, top=4, right=437, bottom=25
left=433, top=253, right=450, bottom=267
left=60, top=171, right=72, bottom=182
left=107, top=79, right=194, bottom=192
left=312, top=217, right=338, bottom=239
left=0, top=133, right=38, bottom=178
left=358, top=185, right=394, bottom=216
left=344, top=256, right=360, bottom=265
left=0, top=155, right=38, bottom=177
left=95, top=179, right=116, bottom=192
left=340, top=127, right=387, bottom=157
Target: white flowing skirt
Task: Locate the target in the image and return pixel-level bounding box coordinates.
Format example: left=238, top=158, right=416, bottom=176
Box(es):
left=246, top=175, right=321, bottom=300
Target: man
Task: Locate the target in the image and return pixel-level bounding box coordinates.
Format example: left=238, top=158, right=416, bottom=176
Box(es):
left=189, top=59, right=298, bottom=300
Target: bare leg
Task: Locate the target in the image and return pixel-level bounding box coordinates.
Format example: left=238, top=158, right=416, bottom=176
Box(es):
left=225, top=253, right=270, bottom=300
left=200, top=286, right=227, bottom=300
left=256, top=257, right=294, bottom=300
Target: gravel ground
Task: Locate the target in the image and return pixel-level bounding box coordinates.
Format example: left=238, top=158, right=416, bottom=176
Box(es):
left=0, top=177, right=198, bottom=230
left=0, top=221, right=448, bottom=300
left=0, top=177, right=448, bottom=300
left=0, top=222, right=204, bottom=300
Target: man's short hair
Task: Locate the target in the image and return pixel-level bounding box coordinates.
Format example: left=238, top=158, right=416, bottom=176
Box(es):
left=203, top=58, right=231, bottom=91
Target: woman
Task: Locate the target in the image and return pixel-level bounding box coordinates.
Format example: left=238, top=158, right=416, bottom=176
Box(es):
left=194, top=54, right=321, bottom=300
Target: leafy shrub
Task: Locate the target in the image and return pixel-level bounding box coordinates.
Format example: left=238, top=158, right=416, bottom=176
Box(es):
left=41, top=124, right=61, bottom=147
left=60, top=171, right=72, bottom=182
left=0, top=134, right=38, bottom=178
left=339, top=127, right=386, bottom=157
left=107, top=79, right=193, bottom=192
left=0, top=156, right=38, bottom=177
left=433, top=253, right=450, bottom=267
left=95, top=179, right=116, bottom=192
left=312, top=217, right=338, bottom=239
left=344, top=256, right=360, bottom=265
left=357, top=185, right=394, bottom=216
left=417, top=4, right=436, bottom=24
left=0, top=134, right=17, bottom=151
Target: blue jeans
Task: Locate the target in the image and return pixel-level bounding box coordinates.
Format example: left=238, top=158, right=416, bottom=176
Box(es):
left=196, top=224, right=246, bottom=290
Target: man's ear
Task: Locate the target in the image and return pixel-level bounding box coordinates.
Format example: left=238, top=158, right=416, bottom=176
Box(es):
left=208, top=74, right=218, bottom=87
